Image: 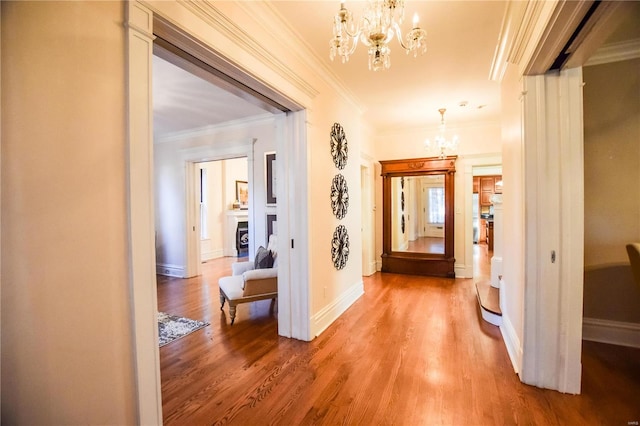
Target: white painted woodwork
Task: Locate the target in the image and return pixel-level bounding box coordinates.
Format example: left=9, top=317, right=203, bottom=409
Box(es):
left=125, top=2, right=163, bottom=423
left=520, top=67, right=584, bottom=395
left=491, top=194, right=503, bottom=288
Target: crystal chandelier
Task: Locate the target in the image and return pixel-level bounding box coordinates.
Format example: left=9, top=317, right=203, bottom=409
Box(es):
left=329, top=0, right=427, bottom=71
left=425, top=108, right=459, bottom=159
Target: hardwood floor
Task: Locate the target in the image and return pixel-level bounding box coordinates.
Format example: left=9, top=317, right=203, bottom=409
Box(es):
left=157, top=255, right=640, bottom=425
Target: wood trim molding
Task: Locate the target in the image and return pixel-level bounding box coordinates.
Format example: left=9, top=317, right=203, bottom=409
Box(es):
left=583, top=318, right=640, bottom=348
left=585, top=38, right=640, bottom=67
left=520, top=69, right=584, bottom=394
left=380, top=156, right=457, bottom=278
left=490, top=0, right=631, bottom=77
left=126, top=2, right=163, bottom=424
left=178, top=0, right=320, bottom=101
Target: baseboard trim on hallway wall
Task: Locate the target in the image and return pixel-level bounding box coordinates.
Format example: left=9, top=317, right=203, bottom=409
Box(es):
left=311, top=280, right=364, bottom=338
left=156, top=263, right=185, bottom=278
left=582, top=317, right=640, bottom=348
left=455, top=263, right=473, bottom=278
left=500, top=314, right=522, bottom=375
left=201, top=249, right=224, bottom=263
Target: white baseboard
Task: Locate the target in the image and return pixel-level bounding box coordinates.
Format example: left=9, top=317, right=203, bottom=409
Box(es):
left=311, top=280, right=364, bottom=338
left=455, top=263, right=473, bottom=278
left=156, top=263, right=185, bottom=278
left=500, top=314, right=522, bottom=374
left=201, top=248, right=224, bottom=262
left=582, top=317, right=640, bottom=348
left=223, top=248, right=238, bottom=257
left=363, top=261, right=377, bottom=276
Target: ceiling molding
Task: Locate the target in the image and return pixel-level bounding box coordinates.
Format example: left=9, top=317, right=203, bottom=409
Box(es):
left=563, top=1, right=639, bottom=69
left=249, top=1, right=366, bottom=116
left=521, top=0, right=595, bottom=75
left=585, top=38, right=640, bottom=67
left=155, top=113, right=275, bottom=145
left=178, top=0, right=319, bottom=102
left=489, top=1, right=520, bottom=82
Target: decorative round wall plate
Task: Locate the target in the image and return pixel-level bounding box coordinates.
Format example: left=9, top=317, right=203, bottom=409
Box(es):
left=331, top=225, right=350, bottom=270
left=330, top=123, right=348, bottom=170
left=401, top=191, right=405, bottom=212
left=331, top=174, right=349, bottom=219
left=401, top=214, right=405, bottom=234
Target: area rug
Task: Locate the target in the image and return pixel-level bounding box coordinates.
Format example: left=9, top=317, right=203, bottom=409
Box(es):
left=158, top=312, right=209, bottom=347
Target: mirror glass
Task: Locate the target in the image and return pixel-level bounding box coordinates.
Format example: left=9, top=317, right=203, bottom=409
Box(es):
left=391, top=174, right=445, bottom=254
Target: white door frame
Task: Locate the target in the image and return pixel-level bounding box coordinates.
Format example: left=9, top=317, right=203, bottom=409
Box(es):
left=182, top=143, right=253, bottom=278
left=126, top=2, right=310, bottom=422
left=520, top=68, right=584, bottom=394
left=360, top=156, right=376, bottom=276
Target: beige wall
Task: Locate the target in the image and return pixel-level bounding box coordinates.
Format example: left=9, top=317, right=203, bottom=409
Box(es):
left=583, top=58, right=640, bottom=322
left=1, top=2, right=136, bottom=424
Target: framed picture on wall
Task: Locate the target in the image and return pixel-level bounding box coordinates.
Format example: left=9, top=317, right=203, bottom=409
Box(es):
left=267, top=214, right=277, bottom=241
left=266, top=152, right=277, bottom=206
left=236, top=180, right=248, bottom=210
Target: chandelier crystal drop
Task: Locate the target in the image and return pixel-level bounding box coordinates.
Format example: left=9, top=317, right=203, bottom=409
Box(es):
left=424, top=108, right=459, bottom=159
left=329, top=0, right=427, bottom=71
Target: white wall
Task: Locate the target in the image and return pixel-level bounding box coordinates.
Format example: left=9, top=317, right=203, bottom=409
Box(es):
left=154, top=118, right=274, bottom=275
left=583, top=58, right=640, bottom=329
left=1, top=2, right=137, bottom=423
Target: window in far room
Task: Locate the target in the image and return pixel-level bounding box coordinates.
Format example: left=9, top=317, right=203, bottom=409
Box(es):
left=428, top=187, right=444, bottom=224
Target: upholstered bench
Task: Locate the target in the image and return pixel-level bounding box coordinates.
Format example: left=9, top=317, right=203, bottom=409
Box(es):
left=218, top=268, right=277, bottom=325
left=219, top=235, right=277, bottom=325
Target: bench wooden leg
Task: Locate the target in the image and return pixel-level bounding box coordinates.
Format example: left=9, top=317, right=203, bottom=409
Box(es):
left=229, top=305, right=237, bottom=325
left=219, top=291, right=226, bottom=310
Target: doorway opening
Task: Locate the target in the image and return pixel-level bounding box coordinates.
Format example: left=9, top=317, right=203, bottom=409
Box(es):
left=471, top=165, right=502, bottom=281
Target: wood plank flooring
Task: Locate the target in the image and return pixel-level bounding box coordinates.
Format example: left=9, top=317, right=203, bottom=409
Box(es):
left=157, top=253, right=640, bottom=425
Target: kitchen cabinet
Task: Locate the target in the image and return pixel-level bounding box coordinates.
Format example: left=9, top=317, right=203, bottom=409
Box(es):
left=480, top=177, right=494, bottom=192
left=480, top=191, right=493, bottom=206
left=479, top=218, right=487, bottom=243
left=479, top=175, right=502, bottom=206
left=473, top=177, right=479, bottom=193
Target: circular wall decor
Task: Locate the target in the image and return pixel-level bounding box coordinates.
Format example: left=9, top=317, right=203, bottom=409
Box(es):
left=401, top=190, right=405, bottom=212
left=331, top=225, right=350, bottom=270
left=330, top=174, right=349, bottom=219
left=330, top=123, right=348, bottom=170
left=401, top=214, right=406, bottom=233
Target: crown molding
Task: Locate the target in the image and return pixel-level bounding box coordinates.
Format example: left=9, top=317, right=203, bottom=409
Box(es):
left=585, top=38, right=640, bottom=67
left=155, top=113, right=275, bottom=145
left=248, top=1, right=366, bottom=116
left=179, top=0, right=319, bottom=103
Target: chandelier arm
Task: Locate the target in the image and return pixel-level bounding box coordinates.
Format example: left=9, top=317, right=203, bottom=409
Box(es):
left=347, top=35, right=360, bottom=56
left=392, top=22, right=410, bottom=51
left=343, top=25, right=361, bottom=39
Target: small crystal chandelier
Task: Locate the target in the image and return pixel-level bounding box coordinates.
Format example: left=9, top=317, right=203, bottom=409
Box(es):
left=425, top=108, right=459, bottom=159
left=329, top=0, right=427, bottom=71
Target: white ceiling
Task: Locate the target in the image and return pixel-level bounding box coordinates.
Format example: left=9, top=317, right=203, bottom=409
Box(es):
left=152, top=1, right=640, bottom=139
left=152, top=55, right=271, bottom=138
left=270, top=0, right=507, bottom=131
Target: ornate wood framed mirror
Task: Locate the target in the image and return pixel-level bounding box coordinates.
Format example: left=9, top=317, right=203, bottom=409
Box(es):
left=380, top=156, right=456, bottom=277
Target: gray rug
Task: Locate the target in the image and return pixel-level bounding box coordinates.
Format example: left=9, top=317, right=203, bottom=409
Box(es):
left=158, top=312, right=209, bottom=347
